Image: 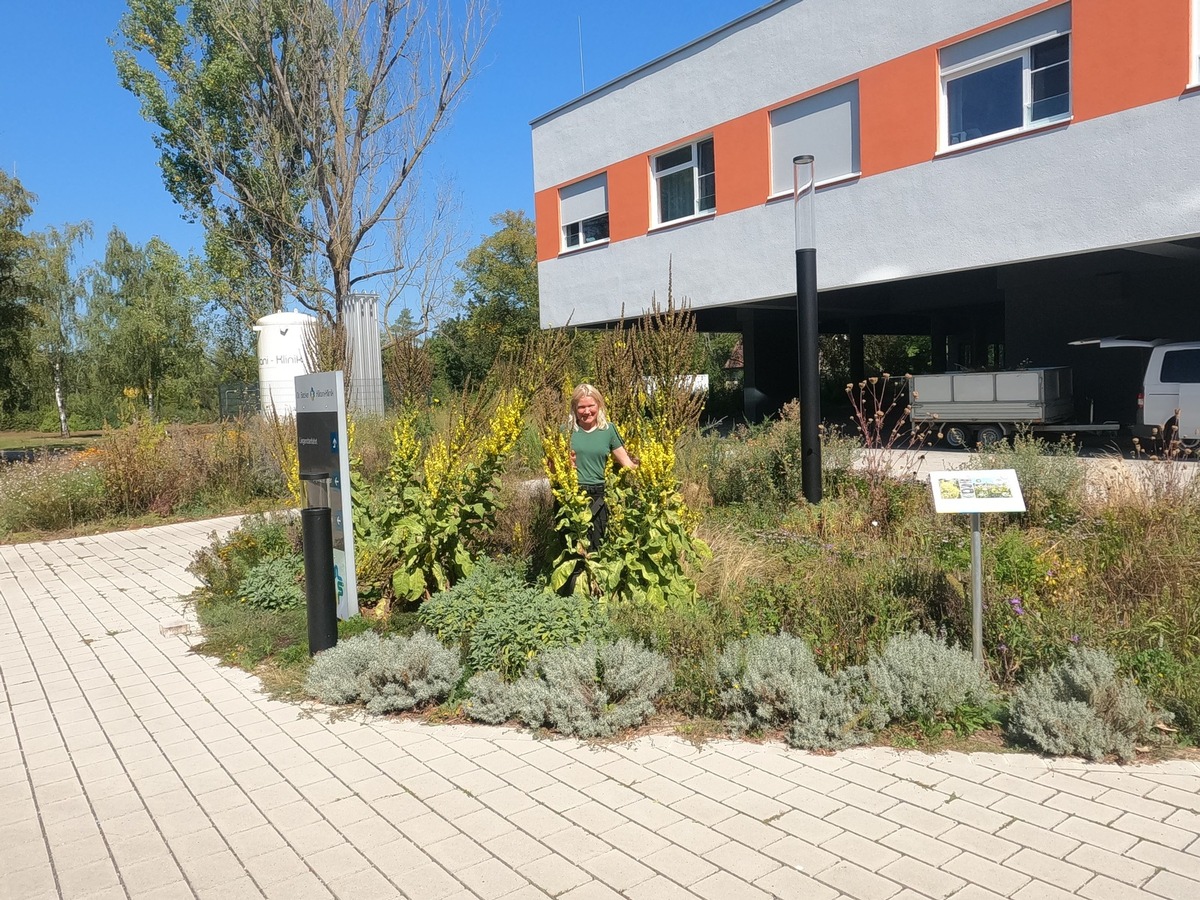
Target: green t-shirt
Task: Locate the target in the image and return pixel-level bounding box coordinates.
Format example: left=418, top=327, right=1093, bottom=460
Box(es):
left=571, top=425, right=624, bottom=486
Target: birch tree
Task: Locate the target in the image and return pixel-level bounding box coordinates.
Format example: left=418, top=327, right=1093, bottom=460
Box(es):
left=27, top=222, right=92, bottom=436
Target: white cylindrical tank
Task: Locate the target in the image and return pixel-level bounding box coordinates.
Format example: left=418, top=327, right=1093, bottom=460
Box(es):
left=252, top=311, right=315, bottom=417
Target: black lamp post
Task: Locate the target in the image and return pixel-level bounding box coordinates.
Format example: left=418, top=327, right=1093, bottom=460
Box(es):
left=794, top=154, right=822, bottom=504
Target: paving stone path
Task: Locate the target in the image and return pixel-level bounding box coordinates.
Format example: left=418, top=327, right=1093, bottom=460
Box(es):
left=3, top=518, right=1200, bottom=899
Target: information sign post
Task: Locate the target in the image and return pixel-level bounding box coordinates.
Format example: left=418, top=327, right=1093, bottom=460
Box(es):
left=928, top=469, right=1026, bottom=664
left=295, top=372, right=359, bottom=620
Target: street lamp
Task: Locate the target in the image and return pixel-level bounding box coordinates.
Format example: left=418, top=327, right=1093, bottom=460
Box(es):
left=794, top=155, right=822, bottom=504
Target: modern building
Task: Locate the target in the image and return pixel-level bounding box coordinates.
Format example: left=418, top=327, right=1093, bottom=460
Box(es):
left=531, top=0, right=1200, bottom=423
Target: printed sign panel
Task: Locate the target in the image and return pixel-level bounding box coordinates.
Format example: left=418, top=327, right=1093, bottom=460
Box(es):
left=928, top=469, right=1026, bottom=514
left=295, top=372, right=359, bottom=619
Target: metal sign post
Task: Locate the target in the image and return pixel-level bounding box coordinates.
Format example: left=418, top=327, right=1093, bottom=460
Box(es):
left=295, top=372, right=359, bottom=620
left=928, top=469, right=1026, bottom=664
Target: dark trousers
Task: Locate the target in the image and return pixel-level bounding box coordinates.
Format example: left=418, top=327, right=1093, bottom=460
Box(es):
left=565, top=484, right=607, bottom=595
left=581, top=483, right=608, bottom=550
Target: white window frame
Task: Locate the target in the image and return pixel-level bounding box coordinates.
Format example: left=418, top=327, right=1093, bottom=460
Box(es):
left=1191, top=0, right=1200, bottom=87
left=939, top=14, right=1071, bottom=151
left=651, top=136, right=715, bottom=226
left=559, top=173, right=609, bottom=253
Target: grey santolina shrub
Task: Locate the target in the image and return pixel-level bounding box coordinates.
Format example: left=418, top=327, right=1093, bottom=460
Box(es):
left=476, top=639, right=670, bottom=738
left=715, top=633, right=872, bottom=750
left=865, top=631, right=997, bottom=728
left=1007, top=647, right=1167, bottom=761
left=304, top=631, right=383, bottom=704
left=304, top=630, right=460, bottom=713
left=359, top=630, right=462, bottom=714
left=462, top=670, right=514, bottom=725
left=716, top=633, right=822, bottom=734
left=785, top=668, right=874, bottom=752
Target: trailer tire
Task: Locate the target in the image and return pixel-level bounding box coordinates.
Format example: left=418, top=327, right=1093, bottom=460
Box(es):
left=975, top=424, right=1005, bottom=448
left=943, top=425, right=969, bottom=449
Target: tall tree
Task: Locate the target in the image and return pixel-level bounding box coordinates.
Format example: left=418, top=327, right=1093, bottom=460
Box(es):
left=432, top=209, right=538, bottom=388
left=0, top=172, right=36, bottom=417
left=115, top=0, right=491, bottom=326
left=26, top=222, right=93, bottom=436
left=84, top=229, right=208, bottom=421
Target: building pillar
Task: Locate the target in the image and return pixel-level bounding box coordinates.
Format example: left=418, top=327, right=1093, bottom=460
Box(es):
left=740, top=308, right=800, bottom=421
left=848, top=319, right=865, bottom=383
left=931, top=315, right=948, bottom=373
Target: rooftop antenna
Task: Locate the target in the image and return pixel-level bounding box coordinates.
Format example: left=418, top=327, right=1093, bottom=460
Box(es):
left=577, top=16, right=586, bottom=94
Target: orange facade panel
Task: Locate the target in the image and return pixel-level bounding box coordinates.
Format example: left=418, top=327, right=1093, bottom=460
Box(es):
left=858, top=49, right=939, bottom=178
left=607, top=156, right=651, bottom=244
left=1072, top=0, right=1190, bottom=121
left=713, top=111, right=771, bottom=214
left=534, top=187, right=560, bottom=263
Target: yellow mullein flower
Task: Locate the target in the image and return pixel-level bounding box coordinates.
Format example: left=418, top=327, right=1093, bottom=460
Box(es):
left=388, top=412, right=421, bottom=488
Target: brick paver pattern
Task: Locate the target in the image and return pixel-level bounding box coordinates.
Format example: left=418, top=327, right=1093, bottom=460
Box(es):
left=2, top=518, right=1200, bottom=899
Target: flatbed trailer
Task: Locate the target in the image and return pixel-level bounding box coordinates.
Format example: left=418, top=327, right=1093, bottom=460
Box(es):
left=910, top=367, right=1121, bottom=448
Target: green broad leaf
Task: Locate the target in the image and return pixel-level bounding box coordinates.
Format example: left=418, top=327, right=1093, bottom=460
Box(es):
left=551, top=560, right=578, bottom=591
left=392, top=569, right=424, bottom=601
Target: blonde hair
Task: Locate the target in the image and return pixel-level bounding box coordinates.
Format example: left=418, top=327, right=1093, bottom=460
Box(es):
left=569, top=383, right=609, bottom=430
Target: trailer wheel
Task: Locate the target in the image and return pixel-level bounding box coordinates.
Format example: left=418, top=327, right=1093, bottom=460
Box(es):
left=975, top=424, right=1005, bottom=447
left=943, top=425, right=969, bottom=449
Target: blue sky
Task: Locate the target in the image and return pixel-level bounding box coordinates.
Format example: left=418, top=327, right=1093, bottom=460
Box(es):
left=0, top=1, right=764, bottom=289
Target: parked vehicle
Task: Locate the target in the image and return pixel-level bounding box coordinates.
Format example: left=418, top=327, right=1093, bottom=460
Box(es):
left=911, top=367, right=1115, bottom=448
left=1072, top=338, right=1200, bottom=446
left=911, top=339, right=1200, bottom=448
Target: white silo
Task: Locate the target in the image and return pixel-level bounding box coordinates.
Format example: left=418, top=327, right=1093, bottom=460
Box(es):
left=253, top=310, right=315, bottom=417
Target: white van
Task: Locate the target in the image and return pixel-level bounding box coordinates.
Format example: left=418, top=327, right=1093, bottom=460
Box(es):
left=1075, top=338, right=1200, bottom=445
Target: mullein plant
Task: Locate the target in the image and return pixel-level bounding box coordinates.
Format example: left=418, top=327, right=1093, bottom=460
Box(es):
left=352, top=391, right=529, bottom=606
left=544, top=401, right=709, bottom=609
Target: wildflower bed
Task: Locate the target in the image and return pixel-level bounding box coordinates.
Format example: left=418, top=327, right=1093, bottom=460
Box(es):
left=182, top=328, right=1193, bottom=761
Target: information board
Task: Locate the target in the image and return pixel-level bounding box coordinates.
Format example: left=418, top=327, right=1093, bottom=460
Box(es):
left=295, top=371, right=358, bottom=620
left=928, top=469, right=1026, bottom=515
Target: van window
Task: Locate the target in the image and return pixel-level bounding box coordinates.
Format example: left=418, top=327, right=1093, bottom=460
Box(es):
left=1159, top=349, right=1200, bottom=384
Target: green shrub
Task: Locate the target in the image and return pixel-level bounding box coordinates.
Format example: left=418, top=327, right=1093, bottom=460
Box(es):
left=189, top=513, right=299, bottom=602
left=1007, top=647, right=1168, bottom=761
left=703, top=406, right=803, bottom=507
left=237, top=555, right=304, bottom=611
left=715, top=633, right=873, bottom=750
left=193, top=604, right=307, bottom=672
left=865, top=632, right=998, bottom=731
left=465, top=640, right=671, bottom=738
left=304, top=630, right=461, bottom=713
left=967, top=432, right=1083, bottom=527
left=419, top=559, right=600, bottom=679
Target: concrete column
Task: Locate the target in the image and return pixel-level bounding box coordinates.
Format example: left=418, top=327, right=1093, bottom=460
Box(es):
left=848, top=319, right=865, bottom=383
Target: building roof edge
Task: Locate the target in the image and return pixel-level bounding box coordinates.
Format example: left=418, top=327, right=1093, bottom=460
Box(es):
left=528, top=0, right=794, bottom=130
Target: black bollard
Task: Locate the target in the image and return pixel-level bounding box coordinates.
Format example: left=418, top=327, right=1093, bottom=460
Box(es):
left=302, top=506, right=338, bottom=655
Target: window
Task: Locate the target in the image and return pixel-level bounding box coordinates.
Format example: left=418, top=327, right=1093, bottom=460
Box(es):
left=769, top=82, right=859, bottom=195
left=653, top=137, right=715, bottom=225
left=559, top=173, right=609, bottom=251
left=1161, top=349, right=1200, bottom=384
left=940, top=4, right=1071, bottom=149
